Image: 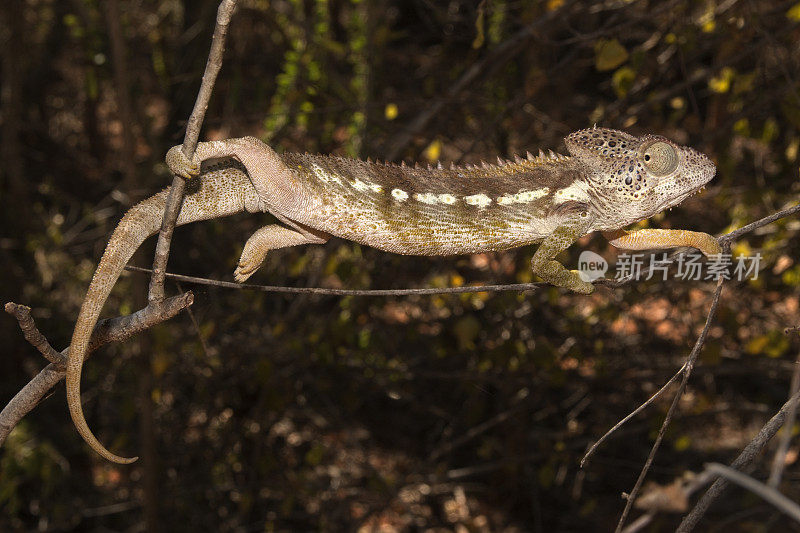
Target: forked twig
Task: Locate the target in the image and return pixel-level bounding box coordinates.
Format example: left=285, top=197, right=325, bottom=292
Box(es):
left=614, top=277, right=725, bottom=533
left=0, top=294, right=193, bottom=446
left=1, top=0, right=238, bottom=449
left=581, top=363, right=686, bottom=468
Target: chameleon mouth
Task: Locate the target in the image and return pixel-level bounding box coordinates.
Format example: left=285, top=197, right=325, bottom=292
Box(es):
left=658, top=184, right=707, bottom=212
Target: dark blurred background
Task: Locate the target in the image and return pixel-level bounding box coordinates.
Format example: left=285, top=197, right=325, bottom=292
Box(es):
left=1, top=0, right=800, bottom=531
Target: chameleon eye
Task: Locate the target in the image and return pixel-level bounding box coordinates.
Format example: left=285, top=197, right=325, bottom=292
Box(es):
left=641, top=141, right=679, bottom=176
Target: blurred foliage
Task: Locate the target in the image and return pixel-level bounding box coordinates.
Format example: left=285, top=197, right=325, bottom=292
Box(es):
left=1, top=0, right=800, bottom=530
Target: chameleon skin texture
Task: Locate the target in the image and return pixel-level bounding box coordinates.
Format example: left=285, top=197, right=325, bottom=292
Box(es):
left=278, top=151, right=585, bottom=255
left=66, top=127, right=716, bottom=463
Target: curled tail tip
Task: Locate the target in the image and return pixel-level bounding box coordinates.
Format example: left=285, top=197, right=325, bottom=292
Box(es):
left=67, top=385, right=137, bottom=464
left=110, top=454, right=139, bottom=465
left=89, top=437, right=138, bottom=464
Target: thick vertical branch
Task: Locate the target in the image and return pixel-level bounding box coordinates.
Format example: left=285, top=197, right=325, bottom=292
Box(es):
left=148, top=0, right=238, bottom=303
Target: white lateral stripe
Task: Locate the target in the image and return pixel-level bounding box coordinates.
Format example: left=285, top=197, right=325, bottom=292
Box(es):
left=554, top=182, right=590, bottom=203
left=351, top=179, right=370, bottom=192
left=464, top=193, right=492, bottom=208
left=496, top=188, right=549, bottom=205
left=391, top=188, right=409, bottom=201
left=414, top=192, right=438, bottom=204
left=311, top=163, right=341, bottom=184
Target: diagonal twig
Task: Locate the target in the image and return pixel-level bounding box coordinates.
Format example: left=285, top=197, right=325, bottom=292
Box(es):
left=719, top=203, right=800, bottom=244
left=614, top=277, right=725, bottom=533
left=0, top=294, right=193, bottom=446
left=581, top=363, right=686, bottom=468
left=148, top=0, right=238, bottom=303
left=0, top=0, right=238, bottom=452
left=677, top=388, right=800, bottom=532
left=767, top=338, right=800, bottom=488
left=703, top=463, right=800, bottom=523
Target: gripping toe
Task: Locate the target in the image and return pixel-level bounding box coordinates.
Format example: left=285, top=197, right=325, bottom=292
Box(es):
left=166, top=145, right=201, bottom=178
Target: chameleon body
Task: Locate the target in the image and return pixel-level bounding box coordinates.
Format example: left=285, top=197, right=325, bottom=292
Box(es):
left=66, top=127, right=719, bottom=463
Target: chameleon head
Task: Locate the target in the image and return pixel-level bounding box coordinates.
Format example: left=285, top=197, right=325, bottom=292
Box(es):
left=564, top=127, right=716, bottom=229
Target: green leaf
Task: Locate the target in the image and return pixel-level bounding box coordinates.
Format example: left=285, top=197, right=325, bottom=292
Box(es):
left=594, top=39, right=629, bottom=72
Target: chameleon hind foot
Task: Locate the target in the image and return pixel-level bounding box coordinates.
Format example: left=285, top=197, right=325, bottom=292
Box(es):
left=166, top=145, right=201, bottom=179
left=234, top=224, right=330, bottom=282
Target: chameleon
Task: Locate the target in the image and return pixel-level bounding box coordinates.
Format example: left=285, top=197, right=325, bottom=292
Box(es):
left=65, top=127, right=720, bottom=463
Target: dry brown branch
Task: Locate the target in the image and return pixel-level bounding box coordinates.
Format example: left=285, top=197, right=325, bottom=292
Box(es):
left=0, top=0, right=237, bottom=452
left=702, top=463, right=800, bottom=523
left=148, top=0, right=238, bottom=303
left=767, top=339, right=800, bottom=488
left=0, top=293, right=193, bottom=446
left=677, top=388, right=800, bottom=531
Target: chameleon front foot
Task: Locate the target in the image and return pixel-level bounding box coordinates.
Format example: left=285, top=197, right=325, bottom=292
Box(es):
left=604, top=229, right=722, bottom=257
left=532, top=259, right=595, bottom=294
left=166, top=145, right=201, bottom=179
left=530, top=221, right=596, bottom=294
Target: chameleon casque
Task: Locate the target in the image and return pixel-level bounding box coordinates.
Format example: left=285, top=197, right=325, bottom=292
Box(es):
left=66, top=127, right=721, bottom=463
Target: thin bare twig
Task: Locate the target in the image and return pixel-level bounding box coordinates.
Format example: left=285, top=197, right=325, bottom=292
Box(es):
left=719, top=202, right=800, bottom=243
left=576, top=202, right=800, bottom=471
left=128, top=265, right=546, bottom=296
left=0, top=0, right=241, bottom=454
left=5, top=303, right=65, bottom=366
left=148, top=0, right=237, bottom=303
left=703, top=463, right=800, bottom=523
left=677, top=388, right=800, bottom=532
left=581, top=363, right=686, bottom=468
left=0, top=0, right=239, bottom=453
left=614, top=277, right=725, bottom=533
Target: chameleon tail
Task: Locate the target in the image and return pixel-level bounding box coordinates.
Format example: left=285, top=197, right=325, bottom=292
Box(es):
left=66, top=168, right=258, bottom=463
